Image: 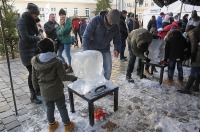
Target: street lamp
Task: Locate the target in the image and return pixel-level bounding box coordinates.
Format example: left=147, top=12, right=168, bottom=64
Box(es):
left=134, top=0, right=139, bottom=20
left=0, top=1, right=18, bottom=116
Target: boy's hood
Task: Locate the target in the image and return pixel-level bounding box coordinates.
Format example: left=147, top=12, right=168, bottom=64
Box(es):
left=31, top=56, right=60, bottom=72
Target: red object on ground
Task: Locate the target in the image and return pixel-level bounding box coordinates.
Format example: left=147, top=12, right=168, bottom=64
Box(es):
left=94, top=108, right=106, bottom=120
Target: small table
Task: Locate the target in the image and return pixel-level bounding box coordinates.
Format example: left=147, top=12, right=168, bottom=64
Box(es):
left=67, top=81, right=119, bottom=126
left=140, top=61, right=167, bottom=85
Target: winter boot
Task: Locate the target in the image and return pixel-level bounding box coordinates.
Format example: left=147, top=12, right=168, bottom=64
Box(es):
left=191, top=75, right=200, bottom=92
left=48, top=121, right=59, bottom=132
left=31, top=97, right=42, bottom=104
left=163, top=79, right=173, bottom=85
left=177, top=75, right=196, bottom=94
left=30, top=88, right=42, bottom=104
left=66, top=65, right=73, bottom=73
left=64, top=122, right=74, bottom=132
left=63, top=64, right=69, bottom=70
left=144, top=69, right=152, bottom=75
left=126, top=76, right=134, bottom=83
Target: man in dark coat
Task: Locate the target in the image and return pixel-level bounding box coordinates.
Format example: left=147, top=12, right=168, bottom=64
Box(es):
left=178, top=24, right=200, bottom=93
left=44, top=13, right=59, bottom=41
left=147, top=15, right=157, bottom=31
left=119, top=10, right=128, bottom=60
left=17, top=3, right=42, bottom=104
left=82, top=9, right=121, bottom=80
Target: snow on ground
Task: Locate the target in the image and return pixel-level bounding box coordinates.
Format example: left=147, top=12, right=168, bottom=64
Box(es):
left=20, top=66, right=200, bottom=132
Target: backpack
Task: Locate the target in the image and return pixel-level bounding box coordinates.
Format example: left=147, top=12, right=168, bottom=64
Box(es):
left=72, top=19, right=80, bottom=30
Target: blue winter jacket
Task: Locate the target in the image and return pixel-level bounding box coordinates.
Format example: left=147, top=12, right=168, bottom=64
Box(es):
left=82, top=11, right=121, bottom=52
left=156, top=16, right=163, bottom=29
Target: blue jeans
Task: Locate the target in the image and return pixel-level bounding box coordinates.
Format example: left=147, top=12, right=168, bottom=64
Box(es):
left=45, top=95, right=70, bottom=125
left=191, top=67, right=200, bottom=77
left=168, top=59, right=183, bottom=80
left=101, top=51, right=112, bottom=80
left=57, top=43, right=72, bottom=65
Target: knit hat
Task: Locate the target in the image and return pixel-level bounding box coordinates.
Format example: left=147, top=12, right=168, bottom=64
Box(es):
left=59, top=8, right=66, bottom=16
left=38, top=38, right=54, bottom=53
left=108, top=9, right=120, bottom=25
left=27, top=3, right=40, bottom=15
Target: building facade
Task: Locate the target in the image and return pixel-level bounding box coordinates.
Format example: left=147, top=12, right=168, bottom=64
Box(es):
left=14, top=0, right=117, bottom=23
left=117, top=0, right=156, bottom=20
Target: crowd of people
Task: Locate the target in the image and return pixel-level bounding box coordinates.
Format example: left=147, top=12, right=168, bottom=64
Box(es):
left=16, top=2, right=200, bottom=132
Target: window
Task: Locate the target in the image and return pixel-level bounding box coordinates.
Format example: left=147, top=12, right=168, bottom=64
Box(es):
left=39, top=8, right=44, bottom=11
left=51, top=8, right=56, bottom=12
left=74, top=8, right=78, bottom=15
left=85, top=8, right=90, bottom=17
left=145, top=3, right=148, bottom=7
left=39, top=14, right=45, bottom=21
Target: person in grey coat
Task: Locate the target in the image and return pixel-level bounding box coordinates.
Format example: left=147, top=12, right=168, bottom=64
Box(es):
left=17, top=3, right=42, bottom=104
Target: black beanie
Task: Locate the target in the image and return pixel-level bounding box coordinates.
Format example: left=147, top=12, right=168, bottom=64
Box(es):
left=59, top=8, right=66, bottom=16
left=38, top=38, right=54, bottom=53
left=27, top=3, right=40, bottom=15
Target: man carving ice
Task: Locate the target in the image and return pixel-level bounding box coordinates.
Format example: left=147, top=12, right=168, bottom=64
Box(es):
left=82, top=9, right=122, bottom=80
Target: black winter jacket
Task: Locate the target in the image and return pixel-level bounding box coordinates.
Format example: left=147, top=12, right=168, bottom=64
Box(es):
left=44, top=21, right=59, bottom=41
left=17, top=12, right=40, bottom=66
left=147, top=19, right=157, bottom=31
left=119, top=16, right=128, bottom=40
left=164, top=30, right=188, bottom=61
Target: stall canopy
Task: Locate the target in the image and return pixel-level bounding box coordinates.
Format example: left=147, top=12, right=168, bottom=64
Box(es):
left=153, top=0, right=200, bottom=8
left=142, top=1, right=200, bottom=29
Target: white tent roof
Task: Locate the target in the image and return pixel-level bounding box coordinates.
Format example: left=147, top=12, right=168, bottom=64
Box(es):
left=143, top=1, right=200, bottom=29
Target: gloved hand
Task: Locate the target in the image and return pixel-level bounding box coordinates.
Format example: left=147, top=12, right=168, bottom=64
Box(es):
left=145, top=57, right=151, bottom=63
left=68, top=75, right=78, bottom=82
left=159, top=59, right=167, bottom=65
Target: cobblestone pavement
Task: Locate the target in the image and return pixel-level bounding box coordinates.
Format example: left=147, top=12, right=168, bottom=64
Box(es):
left=0, top=46, right=200, bottom=132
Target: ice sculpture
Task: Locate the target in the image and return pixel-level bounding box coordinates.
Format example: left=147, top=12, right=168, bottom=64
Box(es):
left=148, top=39, right=165, bottom=63
left=70, top=50, right=107, bottom=94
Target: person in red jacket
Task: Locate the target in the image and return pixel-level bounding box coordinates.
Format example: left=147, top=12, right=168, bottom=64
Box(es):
left=72, top=14, right=82, bottom=46
left=158, top=22, right=179, bottom=39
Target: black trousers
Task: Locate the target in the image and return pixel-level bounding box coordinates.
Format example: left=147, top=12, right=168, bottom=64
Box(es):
left=26, top=65, right=37, bottom=100
left=120, top=39, right=126, bottom=59
left=126, top=45, right=142, bottom=77
left=73, top=29, right=82, bottom=44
